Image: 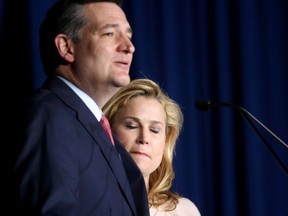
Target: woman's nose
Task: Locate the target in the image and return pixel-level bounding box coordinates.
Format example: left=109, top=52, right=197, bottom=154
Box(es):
left=136, top=136, right=149, bottom=145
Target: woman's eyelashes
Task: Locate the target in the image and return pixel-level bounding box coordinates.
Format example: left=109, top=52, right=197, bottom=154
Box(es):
left=124, top=122, right=161, bottom=134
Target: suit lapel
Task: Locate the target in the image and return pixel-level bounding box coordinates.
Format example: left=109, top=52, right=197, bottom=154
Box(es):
left=44, top=77, right=138, bottom=215
left=115, top=141, right=149, bottom=216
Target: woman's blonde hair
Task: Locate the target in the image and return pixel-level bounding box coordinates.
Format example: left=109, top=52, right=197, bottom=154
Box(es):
left=103, top=79, right=184, bottom=210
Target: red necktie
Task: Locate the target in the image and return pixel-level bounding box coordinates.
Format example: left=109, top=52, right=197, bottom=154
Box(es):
left=100, top=114, right=115, bottom=146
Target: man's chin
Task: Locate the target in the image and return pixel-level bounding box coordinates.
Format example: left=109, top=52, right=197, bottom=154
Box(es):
left=115, top=76, right=131, bottom=87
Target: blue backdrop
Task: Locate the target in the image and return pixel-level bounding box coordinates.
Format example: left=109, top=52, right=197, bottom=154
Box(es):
left=1, top=0, right=288, bottom=215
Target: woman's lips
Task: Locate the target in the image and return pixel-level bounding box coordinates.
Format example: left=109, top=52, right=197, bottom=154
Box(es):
left=130, top=151, right=150, bottom=158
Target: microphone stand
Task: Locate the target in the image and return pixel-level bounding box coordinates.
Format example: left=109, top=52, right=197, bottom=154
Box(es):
left=196, top=100, right=288, bottom=176
left=236, top=106, right=288, bottom=149
left=237, top=107, right=288, bottom=176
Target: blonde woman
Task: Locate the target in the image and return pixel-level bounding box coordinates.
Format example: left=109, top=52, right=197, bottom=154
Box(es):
left=103, top=79, right=201, bottom=215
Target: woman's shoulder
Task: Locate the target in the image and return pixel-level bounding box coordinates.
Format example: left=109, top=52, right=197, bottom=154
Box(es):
left=175, top=197, right=201, bottom=216
left=149, top=197, right=201, bottom=216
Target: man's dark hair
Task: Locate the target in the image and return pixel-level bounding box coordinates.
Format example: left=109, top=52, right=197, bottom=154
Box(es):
left=39, top=0, right=123, bottom=75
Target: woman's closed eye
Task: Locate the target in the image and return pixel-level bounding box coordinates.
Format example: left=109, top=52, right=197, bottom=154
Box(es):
left=124, top=123, right=159, bottom=134
left=150, top=128, right=160, bottom=134
left=125, top=122, right=138, bottom=129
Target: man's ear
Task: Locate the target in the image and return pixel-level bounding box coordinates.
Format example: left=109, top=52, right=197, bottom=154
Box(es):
left=55, top=34, right=74, bottom=62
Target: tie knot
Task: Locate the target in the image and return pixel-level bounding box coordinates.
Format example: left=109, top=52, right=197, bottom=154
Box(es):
left=100, top=114, right=110, bottom=128
left=100, top=114, right=114, bottom=146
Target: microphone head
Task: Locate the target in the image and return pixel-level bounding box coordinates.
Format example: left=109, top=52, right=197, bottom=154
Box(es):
left=195, top=99, right=238, bottom=111
left=195, top=99, right=214, bottom=111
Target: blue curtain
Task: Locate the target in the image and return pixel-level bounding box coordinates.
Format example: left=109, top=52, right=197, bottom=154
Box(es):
left=1, top=0, right=288, bottom=215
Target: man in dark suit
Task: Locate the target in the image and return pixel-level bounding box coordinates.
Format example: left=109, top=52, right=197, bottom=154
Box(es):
left=13, top=0, right=149, bottom=215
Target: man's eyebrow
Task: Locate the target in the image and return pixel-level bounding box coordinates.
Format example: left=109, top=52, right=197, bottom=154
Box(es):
left=100, top=23, right=133, bottom=34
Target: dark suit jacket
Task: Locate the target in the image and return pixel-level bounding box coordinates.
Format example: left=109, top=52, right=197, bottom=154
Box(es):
left=14, top=76, right=149, bottom=216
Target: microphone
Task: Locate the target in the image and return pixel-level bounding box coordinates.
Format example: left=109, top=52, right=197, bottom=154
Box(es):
left=195, top=99, right=288, bottom=176
left=195, top=99, right=236, bottom=111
